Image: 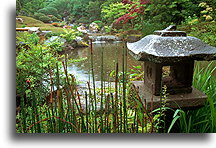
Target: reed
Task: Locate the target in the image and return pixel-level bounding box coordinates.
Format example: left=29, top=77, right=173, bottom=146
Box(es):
left=167, top=62, right=216, bottom=133
left=16, top=40, right=187, bottom=133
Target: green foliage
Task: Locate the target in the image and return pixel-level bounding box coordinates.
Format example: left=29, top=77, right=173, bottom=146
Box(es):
left=101, top=2, right=130, bottom=24
left=76, top=17, right=91, bottom=24
left=182, top=15, right=199, bottom=25
left=16, top=0, right=48, bottom=16
left=17, top=32, right=40, bottom=46
left=45, top=32, right=63, bottom=39
left=38, top=15, right=51, bottom=23
left=179, top=21, right=216, bottom=47
left=141, top=20, right=167, bottom=36
left=129, top=65, right=144, bottom=81
left=51, top=16, right=60, bottom=22
left=60, top=29, right=82, bottom=43
left=198, top=2, right=215, bottom=21
left=86, top=1, right=102, bottom=22
left=93, top=20, right=104, bottom=29
left=145, top=0, right=201, bottom=25
left=46, top=37, right=64, bottom=53
left=16, top=32, right=64, bottom=98
left=33, top=12, right=45, bottom=20
left=103, top=26, right=112, bottom=33
left=38, top=7, right=58, bottom=16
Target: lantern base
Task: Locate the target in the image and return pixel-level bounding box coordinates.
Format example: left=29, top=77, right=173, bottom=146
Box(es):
left=130, top=81, right=207, bottom=111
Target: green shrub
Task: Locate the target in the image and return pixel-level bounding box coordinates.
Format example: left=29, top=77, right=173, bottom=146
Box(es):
left=101, top=2, right=130, bottom=24
left=37, top=9, right=47, bottom=15
left=56, top=14, right=62, bottom=19
left=16, top=32, right=61, bottom=101
left=141, top=21, right=168, bottom=36
left=33, top=12, right=45, bottom=20
left=37, top=7, right=58, bottom=17
left=38, top=15, right=51, bottom=23
left=46, top=37, right=64, bottom=52
left=75, top=17, right=91, bottom=24
left=145, top=0, right=201, bottom=25
left=50, top=16, right=60, bottom=22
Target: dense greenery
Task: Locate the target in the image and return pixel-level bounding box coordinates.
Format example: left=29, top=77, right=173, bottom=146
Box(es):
left=16, top=0, right=215, bottom=25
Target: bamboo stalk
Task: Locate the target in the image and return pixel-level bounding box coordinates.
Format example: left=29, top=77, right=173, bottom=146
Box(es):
left=84, top=91, right=89, bottom=133
left=100, top=45, right=104, bottom=133
left=89, top=39, right=97, bottom=133
left=122, top=41, right=127, bottom=132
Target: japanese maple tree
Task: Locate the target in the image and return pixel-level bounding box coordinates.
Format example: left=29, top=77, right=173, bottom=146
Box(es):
left=115, top=0, right=151, bottom=24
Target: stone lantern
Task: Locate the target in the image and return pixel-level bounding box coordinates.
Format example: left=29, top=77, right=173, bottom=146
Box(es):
left=127, top=25, right=216, bottom=110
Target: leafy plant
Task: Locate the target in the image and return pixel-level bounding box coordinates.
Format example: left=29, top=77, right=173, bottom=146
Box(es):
left=46, top=37, right=64, bottom=53
left=199, top=2, right=215, bottom=21
left=101, top=2, right=130, bottom=24
left=129, top=65, right=144, bottom=81
left=145, top=0, right=201, bottom=25
left=60, top=29, right=82, bottom=43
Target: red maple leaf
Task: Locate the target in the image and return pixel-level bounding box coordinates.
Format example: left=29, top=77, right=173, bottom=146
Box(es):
left=115, top=0, right=151, bottom=24
left=122, top=0, right=134, bottom=4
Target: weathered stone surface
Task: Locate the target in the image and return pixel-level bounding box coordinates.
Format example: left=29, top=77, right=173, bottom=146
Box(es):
left=127, top=31, right=216, bottom=63
left=88, top=35, right=121, bottom=42
left=25, top=27, right=41, bottom=33
left=44, top=36, right=66, bottom=45
left=131, top=81, right=207, bottom=111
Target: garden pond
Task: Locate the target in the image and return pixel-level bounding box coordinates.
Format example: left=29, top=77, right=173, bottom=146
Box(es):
left=63, top=42, right=216, bottom=84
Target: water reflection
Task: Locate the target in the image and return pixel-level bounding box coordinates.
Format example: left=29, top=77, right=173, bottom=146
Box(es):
left=65, top=42, right=143, bottom=82
left=63, top=42, right=216, bottom=83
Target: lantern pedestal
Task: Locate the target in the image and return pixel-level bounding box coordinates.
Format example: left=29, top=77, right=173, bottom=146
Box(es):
left=131, top=81, right=207, bottom=111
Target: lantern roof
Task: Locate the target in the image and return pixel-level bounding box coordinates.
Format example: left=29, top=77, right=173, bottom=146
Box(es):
left=127, top=25, right=216, bottom=63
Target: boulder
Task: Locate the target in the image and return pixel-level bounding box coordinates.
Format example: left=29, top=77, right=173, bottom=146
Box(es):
left=77, top=25, right=88, bottom=34
left=89, top=22, right=99, bottom=33
left=24, top=27, right=41, bottom=34
left=16, top=18, right=24, bottom=23
left=73, top=36, right=89, bottom=47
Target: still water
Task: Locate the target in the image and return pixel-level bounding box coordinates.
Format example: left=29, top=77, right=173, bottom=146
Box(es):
left=65, top=42, right=143, bottom=82
left=64, top=42, right=215, bottom=83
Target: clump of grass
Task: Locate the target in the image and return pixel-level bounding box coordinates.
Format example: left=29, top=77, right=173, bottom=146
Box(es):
left=167, top=62, right=216, bottom=133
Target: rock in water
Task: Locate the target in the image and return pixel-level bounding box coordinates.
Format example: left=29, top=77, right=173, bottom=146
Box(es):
left=89, top=22, right=99, bottom=33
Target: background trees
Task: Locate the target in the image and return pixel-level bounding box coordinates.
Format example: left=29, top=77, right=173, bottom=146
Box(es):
left=16, top=0, right=215, bottom=34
